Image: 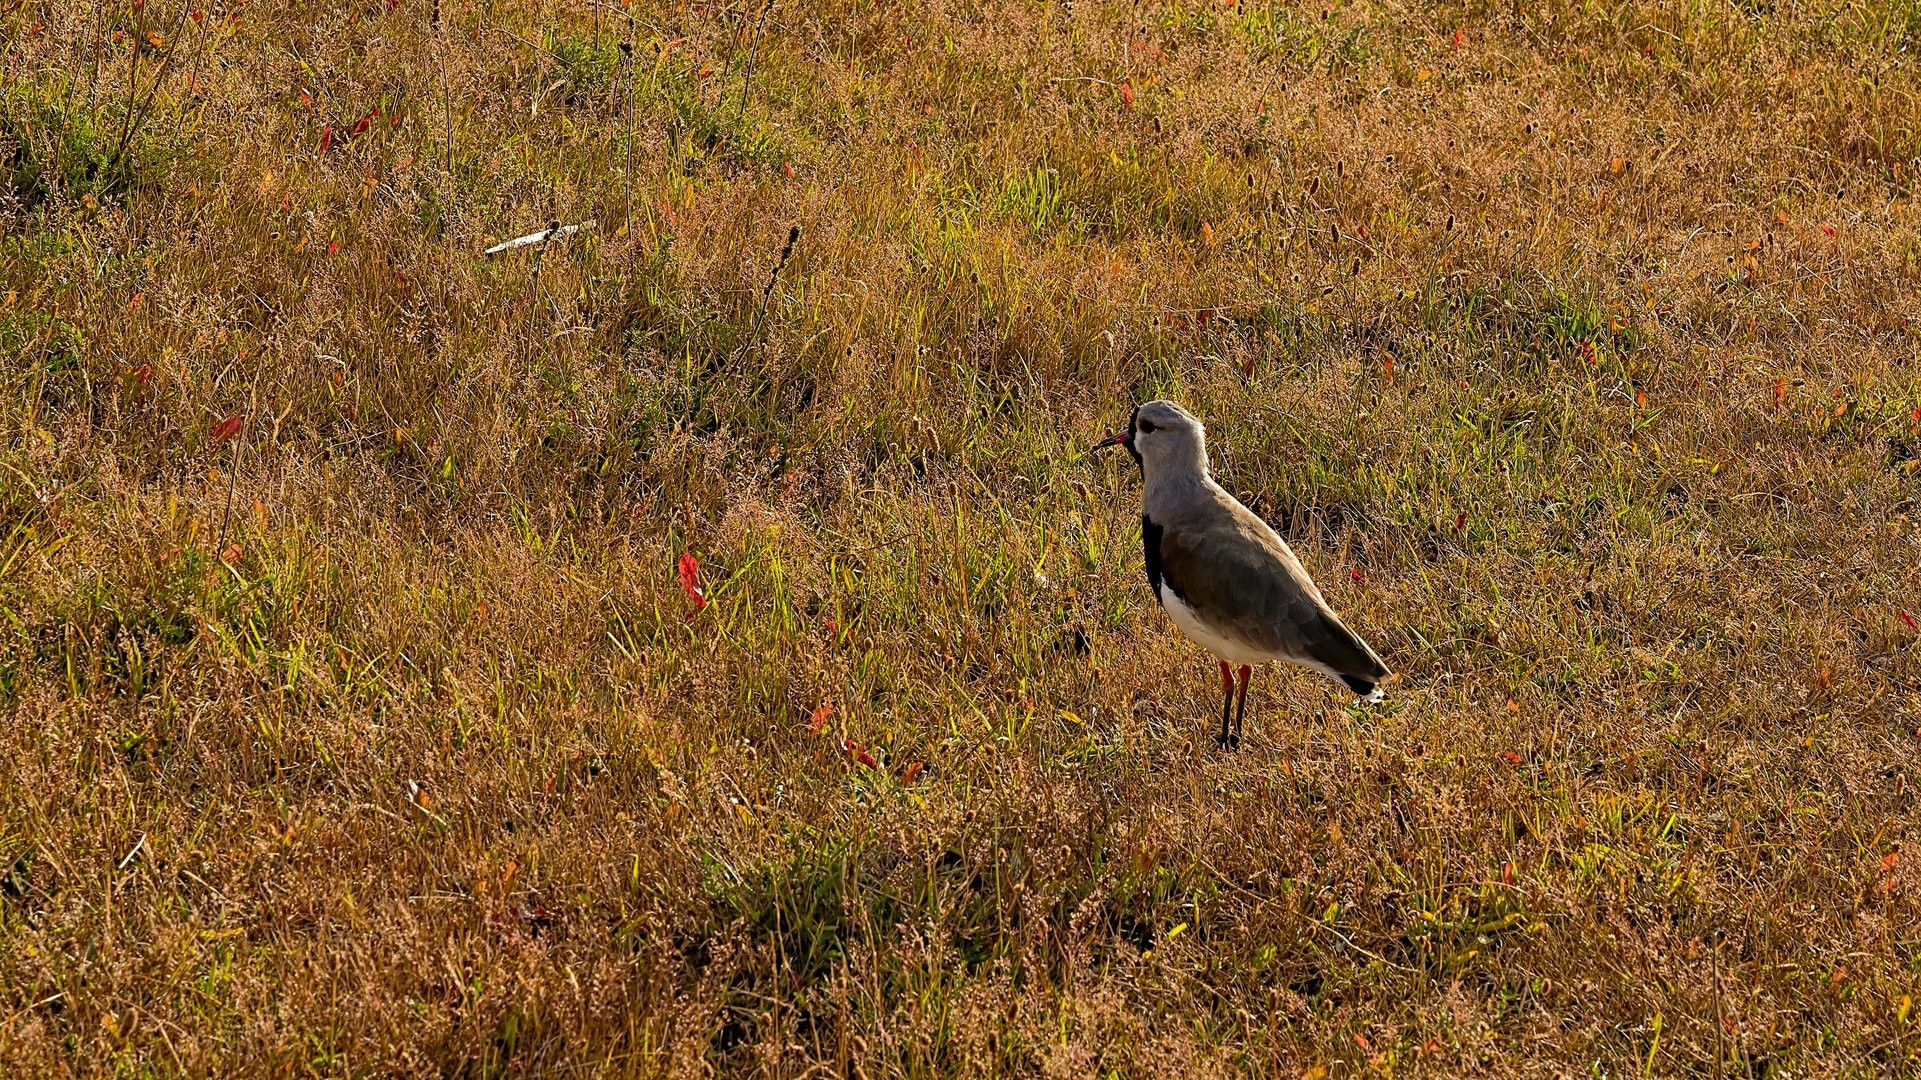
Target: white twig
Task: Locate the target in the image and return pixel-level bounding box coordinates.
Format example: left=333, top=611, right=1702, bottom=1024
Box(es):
left=117, top=833, right=147, bottom=871
left=483, top=220, right=596, bottom=256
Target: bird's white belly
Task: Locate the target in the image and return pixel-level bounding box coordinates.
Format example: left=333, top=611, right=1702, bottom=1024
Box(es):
left=1157, top=587, right=1273, bottom=666
left=1156, top=585, right=1368, bottom=695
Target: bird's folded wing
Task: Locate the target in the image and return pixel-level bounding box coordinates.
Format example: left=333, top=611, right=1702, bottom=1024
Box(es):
left=1158, top=520, right=1388, bottom=680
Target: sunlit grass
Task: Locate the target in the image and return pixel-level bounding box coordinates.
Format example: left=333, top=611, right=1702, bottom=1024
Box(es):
left=1, top=0, right=1919, bottom=1073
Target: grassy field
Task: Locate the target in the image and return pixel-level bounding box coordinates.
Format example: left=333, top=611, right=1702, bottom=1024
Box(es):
left=4, top=0, right=1921, bottom=1072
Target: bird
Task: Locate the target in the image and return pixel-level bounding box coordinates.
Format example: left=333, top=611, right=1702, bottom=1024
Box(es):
left=1092, top=399, right=1390, bottom=750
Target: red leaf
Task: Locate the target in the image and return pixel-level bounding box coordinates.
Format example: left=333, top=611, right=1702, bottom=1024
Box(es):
left=1119, top=82, right=1135, bottom=108
left=842, top=739, right=877, bottom=769
left=1498, top=751, right=1522, bottom=765
left=211, top=414, right=244, bottom=445
left=1382, top=354, right=1393, bottom=376
left=1911, top=404, right=1920, bottom=422
left=190, top=8, right=202, bottom=20
left=351, top=113, right=372, bottom=137
left=319, top=125, right=332, bottom=153
left=1881, top=851, right=1900, bottom=872
left=1451, top=27, right=1464, bottom=48
left=1821, top=224, right=1835, bottom=237
left=1454, top=511, right=1466, bottom=531
left=1349, top=568, right=1363, bottom=583
left=326, top=239, right=339, bottom=256
left=1901, top=610, right=1918, bottom=631
left=902, top=761, right=924, bottom=783
left=677, top=553, right=706, bottom=609
left=1772, top=378, right=1787, bottom=408
left=807, top=704, right=832, bottom=735
left=134, top=364, right=152, bottom=390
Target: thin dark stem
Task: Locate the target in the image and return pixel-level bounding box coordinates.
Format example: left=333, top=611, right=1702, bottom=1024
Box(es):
left=438, top=0, right=453, bottom=186
left=735, top=0, right=775, bottom=123
left=759, top=224, right=800, bottom=316
left=112, top=16, right=143, bottom=169
left=85, top=0, right=108, bottom=115
left=110, top=6, right=194, bottom=177
left=623, top=28, right=635, bottom=242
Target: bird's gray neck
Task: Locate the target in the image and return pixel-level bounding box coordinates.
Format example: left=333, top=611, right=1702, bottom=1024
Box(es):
left=1141, top=446, right=1213, bottom=517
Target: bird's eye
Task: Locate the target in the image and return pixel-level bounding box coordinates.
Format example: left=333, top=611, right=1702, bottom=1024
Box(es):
left=1137, top=421, right=1157, bottom=434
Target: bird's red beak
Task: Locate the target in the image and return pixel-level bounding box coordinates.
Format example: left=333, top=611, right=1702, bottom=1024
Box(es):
left=1091, top=428, right=1131, bottom=452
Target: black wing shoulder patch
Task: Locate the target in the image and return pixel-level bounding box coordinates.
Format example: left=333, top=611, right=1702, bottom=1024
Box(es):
left=1140, top=514, right=1167, bottom=600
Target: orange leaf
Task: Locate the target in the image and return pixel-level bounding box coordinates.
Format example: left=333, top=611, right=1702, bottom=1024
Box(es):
left=1119, top=82, right=1135, bottom=108
left=807, top=704, right=832, bottom=735
left=221, top=543, right=243, bottom=564
left=211, top=414, right=244, bottom=445
left=1772, top=379, right=1787, bottom=408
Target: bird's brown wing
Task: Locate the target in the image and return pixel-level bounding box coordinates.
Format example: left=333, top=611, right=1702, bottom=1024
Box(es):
left=1158, top=512, right=1389, bottom=687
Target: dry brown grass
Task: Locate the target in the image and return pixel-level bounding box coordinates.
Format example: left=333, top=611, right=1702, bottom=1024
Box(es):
left=3, top=0, right=1921, bottom=1073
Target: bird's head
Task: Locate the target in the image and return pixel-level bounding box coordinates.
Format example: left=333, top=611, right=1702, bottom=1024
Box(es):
left=1091, top=400, right=1208, bottom=477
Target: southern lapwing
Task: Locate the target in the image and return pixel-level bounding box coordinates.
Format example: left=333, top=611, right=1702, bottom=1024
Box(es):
left=1093, top=400, right=1390, bottom=749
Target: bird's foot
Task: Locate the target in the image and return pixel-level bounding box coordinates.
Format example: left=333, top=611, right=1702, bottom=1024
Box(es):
left=1215, top=730, right=1241, bottom=752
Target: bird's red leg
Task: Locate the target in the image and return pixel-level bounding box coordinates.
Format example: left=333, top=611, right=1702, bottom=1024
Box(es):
left=1217, top=660, right=1234, bottom=749
left=1233, top=664, right=1252, bottom=749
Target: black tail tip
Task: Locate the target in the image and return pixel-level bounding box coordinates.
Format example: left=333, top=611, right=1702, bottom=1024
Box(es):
left=1338, top=674, right=1376, bottom=696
